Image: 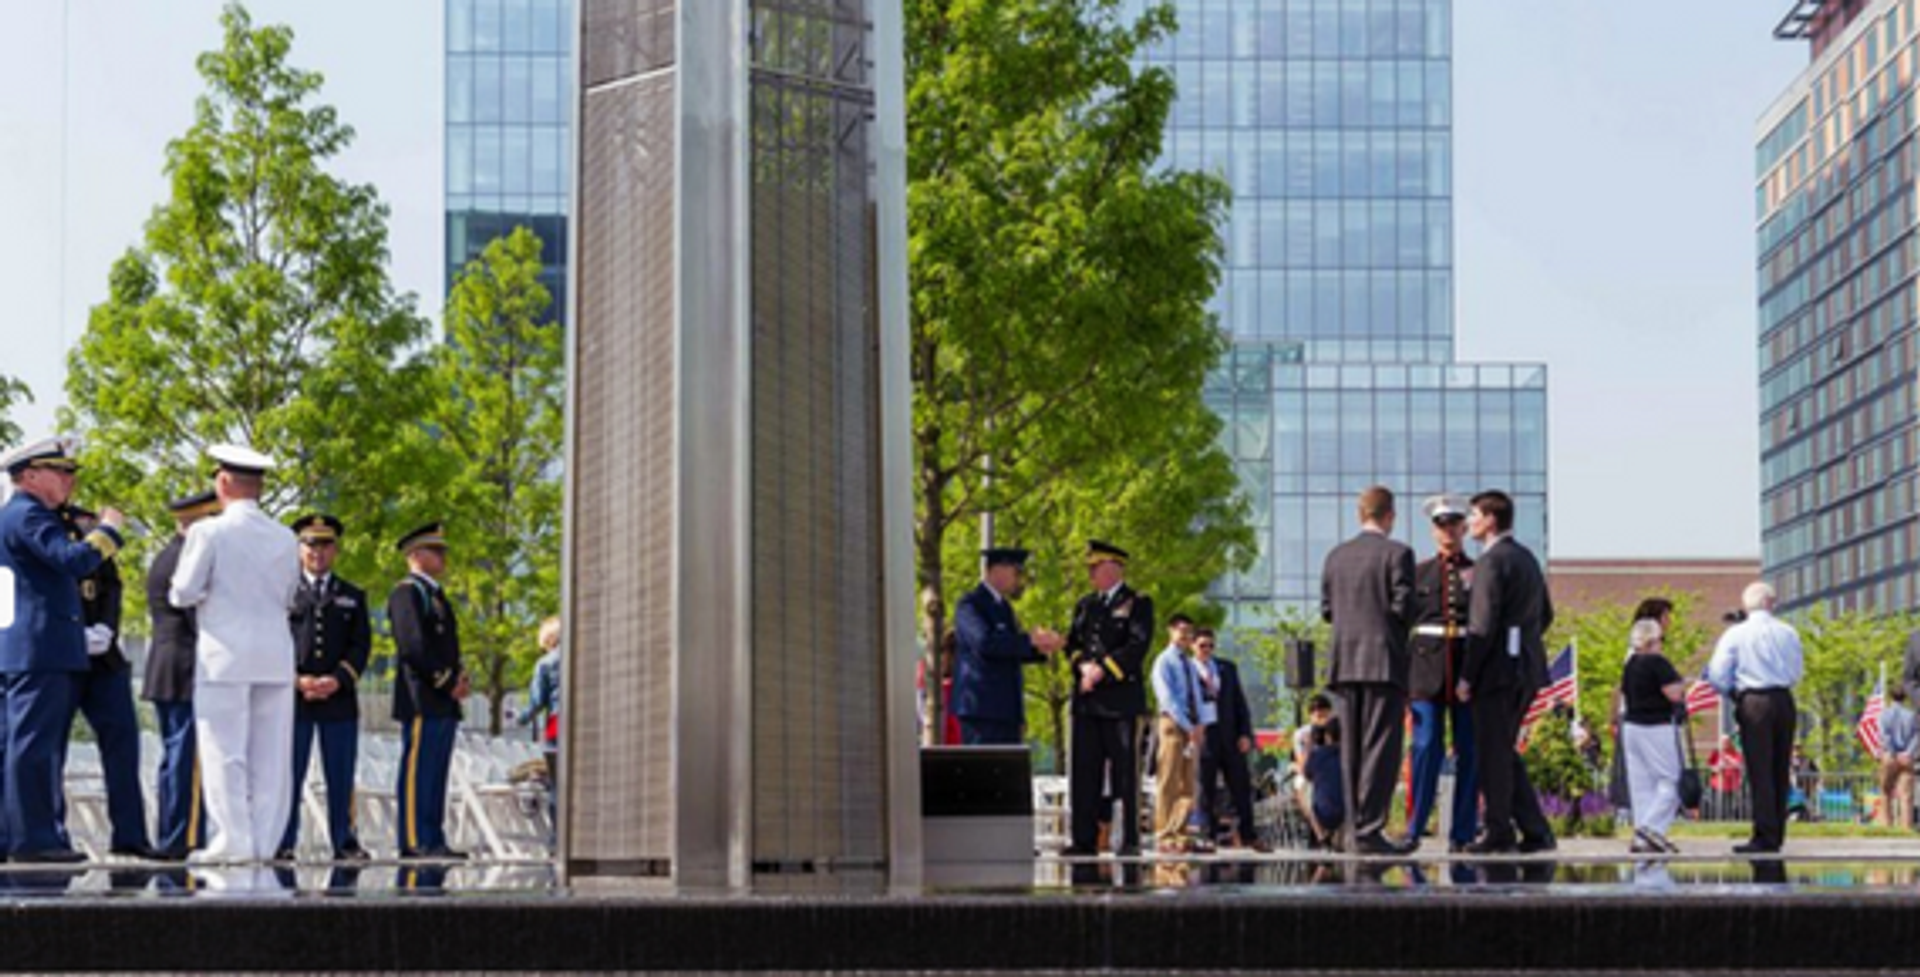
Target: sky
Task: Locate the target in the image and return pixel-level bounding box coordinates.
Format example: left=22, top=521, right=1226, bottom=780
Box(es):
left=0, top=0, right=1810, bottom=559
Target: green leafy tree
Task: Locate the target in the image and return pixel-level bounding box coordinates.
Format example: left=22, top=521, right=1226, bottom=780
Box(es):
left=1546, top=590, right=1717, bottom=743
left=62, top=4, right=431, bottom=635
left=1794, top=606, right=1919, bottom=774
left=426, top=227, right=564, bottom=734
left=909, top=0, right=1250, bottom=742
left=0, top=375, right=30, bottom=448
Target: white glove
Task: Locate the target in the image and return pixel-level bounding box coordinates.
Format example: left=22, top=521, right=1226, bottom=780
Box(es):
left=85, top=624, right=114, bottom=657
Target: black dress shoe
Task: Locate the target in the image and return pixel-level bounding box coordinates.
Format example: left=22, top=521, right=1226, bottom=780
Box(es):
left=1352, top=832, right=1401, bottom=856
left=13, top=848, right=87, bottom=864
left=110, top=844, right=164, bottom=860
left=1517, top=834, right=1558, bottom=854
left=1463, top=836, right=1516, bottom=855
left=150, top=848, right=190, bottom=863
left=1059, top=846, right=1098, bottom=857
left=1447, top=840, right=1468, bottom=854
left=422, top=846, right=469, bottom=861
left=334, top=846, right=372, bottom=862
left=1733, top=841, right=1780, bottom=854
left=273, top=848, right=298, bottom=862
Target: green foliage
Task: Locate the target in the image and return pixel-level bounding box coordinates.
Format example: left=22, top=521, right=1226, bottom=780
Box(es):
left=1794, top=606, right=1920, bottom=775
left=1229, top=605, right=1330, bottom=728
left=427, top=227, right=564, bottom=734
left=1546, top=590, right=1717, bottom=746
left=1525, top=708, right=1594, bottom=802
left=0, top=375, right=30, bottom=448
left=910, top=0, right=1254, bottom=743
left=62, top=4, right=430, bottom=638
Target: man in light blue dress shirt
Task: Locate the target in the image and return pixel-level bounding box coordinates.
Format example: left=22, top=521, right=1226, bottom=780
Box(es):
left=1706, top=582, right=1804, bottom=854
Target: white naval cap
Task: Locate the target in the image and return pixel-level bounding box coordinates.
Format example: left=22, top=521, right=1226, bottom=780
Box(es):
left=0, top=435, right=82, bottom=476
left=1422, top=494, right=1468, bottom=523
left=207, top=443, right=277, bottom=477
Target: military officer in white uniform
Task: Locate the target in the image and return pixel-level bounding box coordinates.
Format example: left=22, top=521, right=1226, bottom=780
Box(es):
left=168, top=444, right=301, bottom=862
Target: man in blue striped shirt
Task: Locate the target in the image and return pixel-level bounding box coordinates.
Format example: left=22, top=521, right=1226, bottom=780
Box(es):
left=1149, top=614, right=1203, bottom=852
left=1877, top=687, right=1916, bottom=829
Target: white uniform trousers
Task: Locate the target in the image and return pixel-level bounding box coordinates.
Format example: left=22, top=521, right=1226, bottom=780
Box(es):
left=191, top=682, right=294, bottom=862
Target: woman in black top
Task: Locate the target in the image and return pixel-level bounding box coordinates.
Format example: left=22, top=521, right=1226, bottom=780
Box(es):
left=1620, top=618, right=1687, bottom=854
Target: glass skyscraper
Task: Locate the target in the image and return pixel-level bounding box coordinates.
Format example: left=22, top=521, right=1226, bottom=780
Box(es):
left=1132, top=0, right=1549, bottom=624
left=445, top=0, right=575, bottom=323
left=1759, top=0, right=1920, bottom=613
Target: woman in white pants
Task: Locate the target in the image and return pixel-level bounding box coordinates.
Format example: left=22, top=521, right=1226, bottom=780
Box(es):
left=1620, top=618, right=1687, bottom=854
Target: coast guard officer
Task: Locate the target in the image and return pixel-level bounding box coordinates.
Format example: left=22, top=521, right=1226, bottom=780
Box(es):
left=389, top=522, right=468, bottom=860
left=62, top=503, right=157, bottom=858
left=277, top=514, right=371, bottom=861
left=951, top=547, right=1061, bottom=745
left=144, top=490, right=220, bottom=859
left=0, top=436, right=125, bottom=862
left=1062, top=540, right=1153, bottom=856
left=169, top=444, right=302, bottom=862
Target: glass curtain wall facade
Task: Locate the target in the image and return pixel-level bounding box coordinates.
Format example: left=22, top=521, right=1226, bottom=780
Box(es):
left=446, top=0, right=575, bottom=323
left=1758, top=0, right=1920, bottom=613
left=1137, top=0, right=1550, bottom=623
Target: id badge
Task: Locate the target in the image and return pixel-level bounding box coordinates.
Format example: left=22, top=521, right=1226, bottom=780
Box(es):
left=1506, top=626, right=1521, bottom=659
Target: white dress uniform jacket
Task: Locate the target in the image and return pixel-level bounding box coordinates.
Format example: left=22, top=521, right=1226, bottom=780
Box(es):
left=169, top=498, right=301, bottom=861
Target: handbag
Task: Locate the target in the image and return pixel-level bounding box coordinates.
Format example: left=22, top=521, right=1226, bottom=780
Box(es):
left=1675, top=713, right=1704, bottom=811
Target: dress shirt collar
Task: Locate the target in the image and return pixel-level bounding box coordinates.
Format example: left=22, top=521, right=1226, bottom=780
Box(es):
left=1101, top=582, right=1125, bottom=604
left=411, top=570, right=442, bottom=592
left=304, top=571, right=330, bottom=590
left=983, top=580, right=1008, bottom=605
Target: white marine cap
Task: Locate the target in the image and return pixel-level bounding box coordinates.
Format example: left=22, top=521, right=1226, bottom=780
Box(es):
left=207, top=443, right=277, bottom=477
left=1422, top=494, right=1468, bottom=523
left=0, top=435, right=82, bottom=476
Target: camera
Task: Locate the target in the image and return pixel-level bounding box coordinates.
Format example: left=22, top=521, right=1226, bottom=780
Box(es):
left=1722, top=609, right=1747, bottom=625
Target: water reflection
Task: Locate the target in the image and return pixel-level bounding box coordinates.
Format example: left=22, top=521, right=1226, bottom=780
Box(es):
left=1035, top=857, right=1920, bottom=893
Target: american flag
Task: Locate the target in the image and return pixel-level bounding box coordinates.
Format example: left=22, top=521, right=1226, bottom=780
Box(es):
left=1684, top=680, right=1720, bottom=718
left=1858, top=682, right=1886, bottom=757
left=1523, top=645, right=1578, bottom=726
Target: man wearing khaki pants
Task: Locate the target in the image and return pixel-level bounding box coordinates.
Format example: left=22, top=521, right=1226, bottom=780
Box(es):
left=1148, top=614, right=1204, bottom=853
left=1878, top=686, right=1917, bottom=829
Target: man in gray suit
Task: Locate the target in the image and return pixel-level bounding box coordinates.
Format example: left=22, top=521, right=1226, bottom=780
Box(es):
left=1455, top=490, right=1556, bottom=854
left=1320, top=485, right=1416, bottom=855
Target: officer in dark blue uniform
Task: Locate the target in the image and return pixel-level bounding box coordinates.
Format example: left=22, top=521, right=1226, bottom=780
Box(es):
left=1062, top=540, right=1153, bottom=856
left=143, top=490, right=218, bottom=860
left=951, top=547, right=1062, bottom=745
left=61, top=504, right=156, bottom=858
left=387, top=522, right=467, bottom=860
left=277, top=514, right=372, bottom=861
left=0, top=436, right=124, bottom=862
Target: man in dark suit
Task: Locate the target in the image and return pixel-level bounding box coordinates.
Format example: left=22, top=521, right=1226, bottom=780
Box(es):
left=62, top=504, right=156, bottom=858
left=951, top=547, right=1061, bottom=745
left=1456, top=490, right=1556, bottom=854
left=389, top=522, right=468, bottom=860
left=1319, top=485, right=1415, bottom=854
left=277, top=514, right=372, bottom=861
left=1062, top=540, right=1153, bottom=856
left=0, top=436, right=125, bottom=862
left=1192, top=628, right=1262, bottom=850
left=144, top=490, right=219, bottom=860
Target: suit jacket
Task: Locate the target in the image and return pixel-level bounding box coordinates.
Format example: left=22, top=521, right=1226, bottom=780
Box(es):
left=1208, top=656, right=1255, bottom=748
left=1320, top=530, right=1415, bottom=688
left=1460, top=536, right=1554, bottom=696
left=389, top=573, right=464, bottom=722
left=290, top=574, right=372, bottom=722
left=951, top=582, right=1041, bottom=724
left=1065, top=583, right=1154, bottom=719
left=0, top=492, right=121, bottom=674
left=64, top=509, right=128, bottom=673
left=143, top=535, right=197, bottom=703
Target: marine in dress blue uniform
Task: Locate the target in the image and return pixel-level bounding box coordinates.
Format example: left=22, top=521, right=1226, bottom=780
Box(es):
left=61, top=504, right=156, bottom=858
left=277, top=514, right=371, bottom=861
left=951, top=547, right=1059, bottom=746
left=143, top=490, right=219, bottom=860
left=1062, top=540, right=1153, bottom=856
left=1406, top=494, right=1480, bottom=852
left=387, top=522, right=467, bottom=860
left=0, top=437, right=124, bottom=862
